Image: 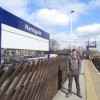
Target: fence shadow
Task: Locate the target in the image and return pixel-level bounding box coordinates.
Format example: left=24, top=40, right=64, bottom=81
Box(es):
left=60, top=87, right=77, bottom=96
left=58, top=65, right=62, bottom=89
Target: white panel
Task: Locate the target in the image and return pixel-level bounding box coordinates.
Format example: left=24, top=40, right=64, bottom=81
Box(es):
left=1, top=24, right=49, bottom=51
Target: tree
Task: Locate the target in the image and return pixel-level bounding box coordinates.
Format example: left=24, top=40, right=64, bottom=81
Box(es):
left=50, top=39, right=60, bottom=51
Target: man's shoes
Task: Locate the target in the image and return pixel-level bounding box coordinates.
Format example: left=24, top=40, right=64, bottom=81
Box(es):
left=77, top=92, right=82, bottom=98
left=66, top=92, right=72, bottom=97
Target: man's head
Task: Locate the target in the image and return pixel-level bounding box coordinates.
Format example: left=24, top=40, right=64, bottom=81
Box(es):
left=71, top=49, right=77, bottom=56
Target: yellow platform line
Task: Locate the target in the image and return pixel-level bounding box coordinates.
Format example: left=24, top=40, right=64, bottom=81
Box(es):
left=84, top=60, right=98, bottom=100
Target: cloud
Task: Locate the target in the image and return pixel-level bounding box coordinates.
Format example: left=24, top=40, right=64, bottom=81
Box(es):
left=75, top=23, right=100, bottom=50
left=26, top=0, right=100, bottom=28
left=50, top=32, right=70, bottom=49
left=0, top=0, right=100, bottom=50
left=34, top=8, right=69, bottom=27
left=76, top=23, right=100, bottom=37
left=51, top=22, right=100, bottom=49
left=50, top=32, right=83, bottom=49
left=0, top=0, right=100, bottom=28
left=88, top=0, right=100, bottom=10
left=0, top=0, right=37, bottom=28
left=0, top=0, right=28, bottom=17
left=27, top=0, right=89, bottom=27
left=29, top=0, right=88, bottom=13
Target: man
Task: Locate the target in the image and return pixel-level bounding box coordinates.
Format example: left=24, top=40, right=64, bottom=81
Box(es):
left=67, top=49, right=82, bottom=98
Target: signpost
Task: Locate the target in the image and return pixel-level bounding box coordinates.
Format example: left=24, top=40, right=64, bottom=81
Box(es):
left=86, top=40, right=97, bottom=59
left=0, top=8, right=2, bottom=64
left=0, top=7, right=50, bottom=64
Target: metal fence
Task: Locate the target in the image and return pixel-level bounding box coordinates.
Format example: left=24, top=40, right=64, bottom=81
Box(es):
left=0, top=57, right=68, bottom=100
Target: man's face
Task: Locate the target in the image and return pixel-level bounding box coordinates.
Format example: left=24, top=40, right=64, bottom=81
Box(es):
left=72, top=51, right=77, bottom=56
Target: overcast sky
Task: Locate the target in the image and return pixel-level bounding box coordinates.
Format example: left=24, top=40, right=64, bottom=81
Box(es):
left=0, top=0, right=100, bottom=50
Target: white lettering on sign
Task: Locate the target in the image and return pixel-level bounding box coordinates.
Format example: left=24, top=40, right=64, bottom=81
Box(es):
left=25, top=24, right=42, bottom=36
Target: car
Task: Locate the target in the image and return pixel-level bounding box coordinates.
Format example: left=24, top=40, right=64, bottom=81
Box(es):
left=31, top=55, right=37, bottom=58
left=1, top=60, right=4, bottom=65
left=26, top=57, right=40, bottom=64
left=15, top=58, right=26, bottom=63
left=4, top=56, right=16, bottom=64
left=50, top=54, right=58, bottom=57
left=26, top=57, right=39, bottom=61
left=43, top=54, right=58, bottom=58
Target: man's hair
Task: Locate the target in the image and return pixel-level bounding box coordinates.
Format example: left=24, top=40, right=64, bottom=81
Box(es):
left=72, top=49, right=76, bottom=52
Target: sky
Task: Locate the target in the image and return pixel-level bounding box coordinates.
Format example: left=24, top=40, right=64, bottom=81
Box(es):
left=0, top=0, right=100, bottom=50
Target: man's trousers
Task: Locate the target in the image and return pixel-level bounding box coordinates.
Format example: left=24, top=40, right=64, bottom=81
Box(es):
left=68, top=74, right=80, bottom=93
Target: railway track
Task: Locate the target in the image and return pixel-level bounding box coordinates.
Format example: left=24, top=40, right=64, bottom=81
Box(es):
left=92, top=59, right=100, bottom=73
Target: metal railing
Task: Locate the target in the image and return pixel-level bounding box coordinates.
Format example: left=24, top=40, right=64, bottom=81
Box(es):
left=0, top=57, right=68, bottom=100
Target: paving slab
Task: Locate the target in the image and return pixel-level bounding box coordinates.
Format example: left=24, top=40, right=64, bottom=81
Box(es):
left=53, top=60, right=86, bottom=100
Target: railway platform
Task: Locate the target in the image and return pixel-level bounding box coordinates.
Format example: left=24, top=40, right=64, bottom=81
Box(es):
left=53, top=60, right=100, bottom=100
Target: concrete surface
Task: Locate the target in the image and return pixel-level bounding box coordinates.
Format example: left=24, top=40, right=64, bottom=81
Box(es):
left=53, top=60, right=86, bottom=100
left=85, top=60, right=99, bottom=100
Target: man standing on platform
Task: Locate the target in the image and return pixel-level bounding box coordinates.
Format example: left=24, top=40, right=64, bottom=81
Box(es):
left=67, top=49, right=82, bottom=98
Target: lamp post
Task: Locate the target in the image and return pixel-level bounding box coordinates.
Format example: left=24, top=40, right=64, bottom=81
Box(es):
left=70, top=10, right=75, bottom=51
